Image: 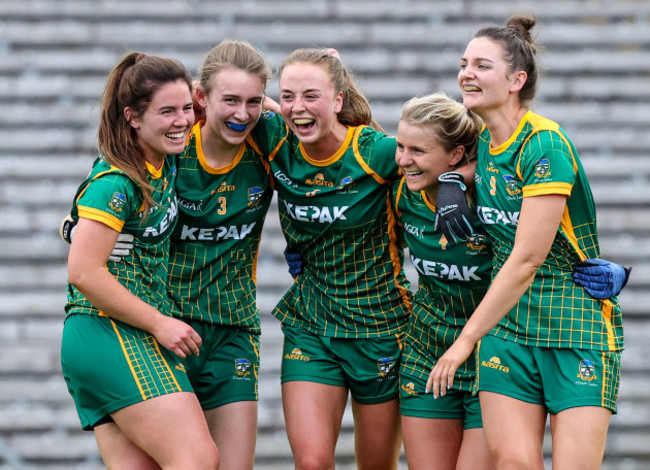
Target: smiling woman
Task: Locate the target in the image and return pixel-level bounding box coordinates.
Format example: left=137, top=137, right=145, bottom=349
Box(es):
left=429, top=14, right=624, bottom=470
left=61, top=52, right=219, bottom=469
left=250, top=48, right=409, bottom=470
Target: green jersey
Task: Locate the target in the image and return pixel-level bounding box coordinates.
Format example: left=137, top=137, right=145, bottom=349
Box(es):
left=252, top=112, right=411, bottom=338
left=392, top=178, right=492, bottom=390
left=166, top=122, right=272, bottom=333
left=66, top=156, right=179, bottom=317
left=475, top=111, right=623, bottom=351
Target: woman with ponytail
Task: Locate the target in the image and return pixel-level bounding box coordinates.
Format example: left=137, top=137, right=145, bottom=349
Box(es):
left=428, top=14, right=624, bottom=469
left=61, top=52, right=219, bottom=469
left=252, top=48, right=410, bottom=469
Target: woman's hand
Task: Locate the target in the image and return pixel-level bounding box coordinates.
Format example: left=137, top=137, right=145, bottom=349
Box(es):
left=426, top=335, right=476, bottom=398
left=150, top=316, right=203, bottom=358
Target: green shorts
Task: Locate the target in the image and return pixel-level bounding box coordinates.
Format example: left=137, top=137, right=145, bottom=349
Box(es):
left=477, top=335, right=620, bottom=414
left=400, top=358, right=482, bottom=429
left=61, top=314, right=193, bottom=430
left=184, top=321, right=259, bottom=409
left=281, top=325, right=401, bottom=404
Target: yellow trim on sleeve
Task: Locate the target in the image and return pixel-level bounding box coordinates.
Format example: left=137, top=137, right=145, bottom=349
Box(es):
left=522, top=182, right=573, bottom=198
left=352, top=126, right=388, bottom=185
left=77, top=206, right=125, bottom=232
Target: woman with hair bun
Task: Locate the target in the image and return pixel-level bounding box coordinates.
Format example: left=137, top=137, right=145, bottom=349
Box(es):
left=428, top=14, right=624, bottom=469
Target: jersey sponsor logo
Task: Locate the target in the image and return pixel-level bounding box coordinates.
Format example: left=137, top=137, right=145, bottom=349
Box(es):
left=109, top=192, right=127, bottom=212
left=178, top=196, right=204, bottom=212
left=211, top=181, right=235, bottom=195
left=248, top=186, right=264, bottom=207
left=481, top=356, right=510, bottom=373
left=404, top=223, right=426, bottom=239
left=285, top=347, right=310, bottom=362
left=401, top=382, right=418, bottom=396
left=306, top=172, right=334, bottom=187
left=274, top=170, right=299, bottom=189
left=476, top=206, right=519, bottom=226
left=576, top=359, right=597, bottom=382
left=410, top=254, right=482, bottom=281
left=534, top=158, right=551, bottom=179
left=502, top=174, right=522, bottom=196
left=282, top=200, right=349, bottom=224
left=142, top=197, right=178, bottom=237
left=179, top=222, right=256, bottom=241
left=306, top=189, right=320, bottom=197
left=235, top=358, right=252, bottom=377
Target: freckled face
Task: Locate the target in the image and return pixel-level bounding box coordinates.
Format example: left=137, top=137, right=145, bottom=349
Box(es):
left=279, top=62, right=343, bottom=145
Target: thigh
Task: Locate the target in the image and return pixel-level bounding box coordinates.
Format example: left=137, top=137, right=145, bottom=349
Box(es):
left=187, top=323, right=260, bottom=409
left=351, top=398, right=402, bottom=470
left=337, top=335, right=401, bottom=404
left=111, top=391, right=218, bottom=469
left=456, top=427, right=495, bottom=470
left=401, top=415, right=462, bottom=470
left=536, top=347, right=621, bottom=414
left=282, top=381, right=348, bottom=469
left=480, top=391, right=547, bottom=470
left=61, top=314, right=194, bottom=430
left=550, top=406, right=612, bottom=470
left=94, top=422, right=161, bottom=470
left=204, top=401, right=258, bottom=470
left=281, top=325, right=346, bottom=386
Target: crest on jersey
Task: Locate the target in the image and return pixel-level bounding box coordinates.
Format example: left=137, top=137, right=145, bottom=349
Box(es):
left=534, top=158, right=551, bottom=179
left=109, top=192, right=127, bottom=212
left=467, top=232, right=487, bottom=252
left=577, top=359, right=597, bottom=382
left=377, top=357, right=395, bottom=377
left=502, top=174, right=521, bottom=196
left=248, top=186, right=264, bottom=206
left=338, top=176, right=354, bottom=189
left=261, top=109, right=275, bottom=119
left=235, top=358, right=252, bottom=377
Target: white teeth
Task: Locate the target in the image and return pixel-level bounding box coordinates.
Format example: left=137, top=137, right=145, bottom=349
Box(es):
left=294, top=118, right=314, bottom=125
left=166, top=132, right=184, bottom=139
left=405, top=171, right=422, bottom=176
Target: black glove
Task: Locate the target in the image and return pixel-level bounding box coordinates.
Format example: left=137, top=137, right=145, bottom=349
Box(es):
left=60, top=215, right=77, bottom=244
left=434, top=172, right=475, bottom=243
left=283, top=246, right=304, bottom=279
left=573, top=258, right=632, bottom=299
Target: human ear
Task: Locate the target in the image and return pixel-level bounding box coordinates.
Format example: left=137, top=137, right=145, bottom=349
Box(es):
left=124, top=107, right=139, bottom=130
left=449, top=145, right=466, bottom=167
left=510, top=70, right=528, bottom=93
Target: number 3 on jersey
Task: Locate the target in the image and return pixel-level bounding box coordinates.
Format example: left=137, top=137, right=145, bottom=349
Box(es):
left=217, top=196, right=227, bottom=215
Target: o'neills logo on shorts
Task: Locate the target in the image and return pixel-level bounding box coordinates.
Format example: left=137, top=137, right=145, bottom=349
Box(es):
left=285, top=348, right=310, bottom=361
left=481, top=356, right=510, bottom=373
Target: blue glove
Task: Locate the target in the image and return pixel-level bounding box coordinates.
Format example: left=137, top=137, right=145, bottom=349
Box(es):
left=573, top=258, right=632, bottom=299
left=434, top=172, right=475, bottom=243
left=283, top=246, right=304, bottom=279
